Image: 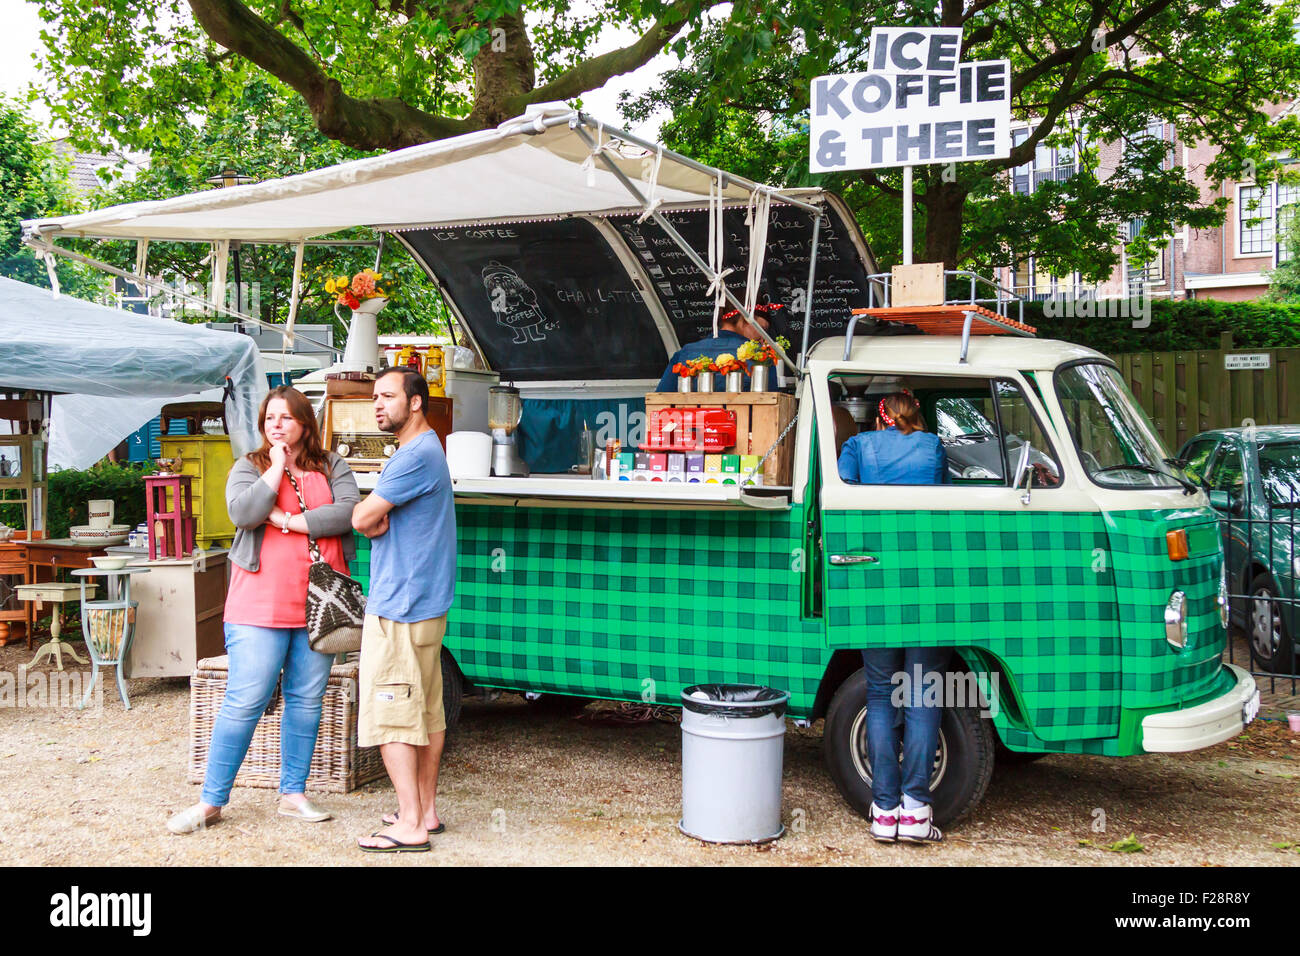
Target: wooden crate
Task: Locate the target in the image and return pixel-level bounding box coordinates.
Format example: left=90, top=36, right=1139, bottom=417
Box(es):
left=188, top=655, right=386, bottom=794
left=644, top=392, right=797, bottom=486
left=159, top=435, right=236, bottom=549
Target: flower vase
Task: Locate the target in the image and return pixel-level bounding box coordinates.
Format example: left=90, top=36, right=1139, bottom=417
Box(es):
left=677, top=376, right=694, bottom=394
left=697, top=374, right=714, bottom=393
left=750, top=363, right=770, bottom=392
left=725, top=370, right=744, bottom=393
left=337, top=296, right=388, bottom=372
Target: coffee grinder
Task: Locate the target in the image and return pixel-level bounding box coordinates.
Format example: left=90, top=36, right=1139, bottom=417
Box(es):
left=488, top=385, right=529, bottom=477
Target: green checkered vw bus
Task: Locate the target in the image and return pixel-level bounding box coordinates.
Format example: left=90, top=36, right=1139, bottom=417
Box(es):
left=357, top=333, right=1258, bottom=827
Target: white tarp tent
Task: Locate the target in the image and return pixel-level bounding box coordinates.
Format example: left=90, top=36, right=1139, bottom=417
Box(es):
left=0, top=276, right=266, bottom=469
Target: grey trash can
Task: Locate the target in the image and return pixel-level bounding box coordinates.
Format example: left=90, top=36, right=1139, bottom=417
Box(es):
left=679, top=683, right=790, bottom=844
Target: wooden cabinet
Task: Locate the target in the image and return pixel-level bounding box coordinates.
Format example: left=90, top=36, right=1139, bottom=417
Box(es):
left=124, top=550, right=228, bottom=678
left=0, top=541, right=30, bottom=645
left=159, top=435, right=236, bottom=549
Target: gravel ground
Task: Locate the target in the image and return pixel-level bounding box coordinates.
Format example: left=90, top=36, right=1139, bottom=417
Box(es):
left=0, top=641, right=1298, bottom=867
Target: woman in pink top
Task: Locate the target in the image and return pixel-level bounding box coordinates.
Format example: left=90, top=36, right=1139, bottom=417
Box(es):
left=167, top=387, right=359, bottom=834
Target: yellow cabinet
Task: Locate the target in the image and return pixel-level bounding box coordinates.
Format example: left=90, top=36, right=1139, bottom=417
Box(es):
left=159, top=435, right=236, bottom=549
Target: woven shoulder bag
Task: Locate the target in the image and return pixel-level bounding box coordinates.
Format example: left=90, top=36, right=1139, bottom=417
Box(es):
left=286, top=470, right=366, bottom=654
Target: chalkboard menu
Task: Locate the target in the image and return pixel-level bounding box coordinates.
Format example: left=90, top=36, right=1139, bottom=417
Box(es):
left=402, top=219, right=668, bottom=382
left=609, top=202, right=875, bottom=356
left=399, top=196, right=879, bottom=383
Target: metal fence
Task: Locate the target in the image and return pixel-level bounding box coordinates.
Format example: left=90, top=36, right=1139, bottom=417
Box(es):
left=1216, top=487, right=1300, bottom=690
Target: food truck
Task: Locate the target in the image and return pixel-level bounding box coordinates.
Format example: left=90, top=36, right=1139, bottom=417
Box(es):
left=24, top=106, right=1259, bottom=825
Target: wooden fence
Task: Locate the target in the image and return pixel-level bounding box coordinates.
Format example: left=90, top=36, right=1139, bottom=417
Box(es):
left=1113, top=334, right=1300, bottom=452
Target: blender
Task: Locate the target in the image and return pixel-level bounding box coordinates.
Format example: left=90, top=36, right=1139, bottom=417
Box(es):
left=488, top=385, right=529, bottom=477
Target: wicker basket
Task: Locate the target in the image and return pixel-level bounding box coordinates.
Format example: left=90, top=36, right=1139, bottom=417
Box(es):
left=188, top=654, right=387, bottom=793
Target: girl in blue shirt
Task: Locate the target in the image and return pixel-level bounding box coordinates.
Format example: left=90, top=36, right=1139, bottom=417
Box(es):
left=837, top=391, right=950, bottom=843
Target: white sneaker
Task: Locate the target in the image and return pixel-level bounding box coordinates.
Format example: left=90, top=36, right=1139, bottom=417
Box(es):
left=166, top=804, right=220, bottom=835
left=869, top=802, right=899, bottom=842
left=898, top=804, right=943, bottom=843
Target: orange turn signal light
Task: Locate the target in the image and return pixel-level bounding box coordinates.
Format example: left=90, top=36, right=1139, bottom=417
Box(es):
left=1166, top=529, right=1189, bottom=562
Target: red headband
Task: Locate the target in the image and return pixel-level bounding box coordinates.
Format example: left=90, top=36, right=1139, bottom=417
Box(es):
left=879, top=390, right=919, bottom=428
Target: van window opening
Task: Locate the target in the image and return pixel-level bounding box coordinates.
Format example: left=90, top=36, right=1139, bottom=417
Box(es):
left=1054, top=361, right=1184, bottom=489
left=827, top=373, right=1060, bottom=487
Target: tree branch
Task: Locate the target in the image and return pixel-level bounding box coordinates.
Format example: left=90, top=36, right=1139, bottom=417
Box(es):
left=509, top=1, right=714, bottom=110
left=186, top=0, right=471, bottom=148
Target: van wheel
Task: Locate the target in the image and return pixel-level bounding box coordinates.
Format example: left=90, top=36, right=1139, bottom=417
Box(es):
left=441, top=648, right=464, bottom=731
left=823, top=667, right=995, bottom=827
left=1248, top=574, right=1296, bottom=674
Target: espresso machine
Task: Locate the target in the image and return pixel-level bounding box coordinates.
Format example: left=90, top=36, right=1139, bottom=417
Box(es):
left=488, top=385, right=529, bottom=477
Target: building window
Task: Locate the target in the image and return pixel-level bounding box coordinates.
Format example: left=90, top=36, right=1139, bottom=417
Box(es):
left=1010, top=256, right=1081, bottom=301
left=1010, top=126, right=1080, bottom=195
left=1239, top=185, right=1275, bottom=255
left=1125, top=219, right=1164, bottom=294
left=1278, top=184, right=1300, bottom=263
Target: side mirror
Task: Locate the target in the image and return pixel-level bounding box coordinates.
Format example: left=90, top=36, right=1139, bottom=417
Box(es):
left=1208, top=490, right=1245, bottom=515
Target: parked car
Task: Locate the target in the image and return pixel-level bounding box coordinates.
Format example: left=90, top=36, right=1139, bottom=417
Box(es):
left=1178, top=426, right=1300, bottom=673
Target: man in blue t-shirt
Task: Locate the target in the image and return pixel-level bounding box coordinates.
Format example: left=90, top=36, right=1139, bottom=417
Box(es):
left=353, top=367, right=457, bottom=854
left=655, top=301, right=786, bottom=392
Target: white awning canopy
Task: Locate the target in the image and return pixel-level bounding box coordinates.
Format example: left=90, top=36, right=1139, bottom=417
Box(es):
left=22, top=106, right=766, bottom=243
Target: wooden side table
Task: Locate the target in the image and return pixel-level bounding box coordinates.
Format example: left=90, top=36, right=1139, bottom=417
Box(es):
left=21, top=539, right=109, bottom=650
left=15, top=581, right=94, bottom=670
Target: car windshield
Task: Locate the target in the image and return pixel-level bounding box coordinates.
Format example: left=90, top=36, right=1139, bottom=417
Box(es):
left=1055, top=362, right=1182, bottom=488
left=1259, top=442, right=1300, bottom=506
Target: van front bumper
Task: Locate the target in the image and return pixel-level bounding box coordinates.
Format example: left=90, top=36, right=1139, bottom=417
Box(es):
left=1141, top=665, right=1259, bottom=753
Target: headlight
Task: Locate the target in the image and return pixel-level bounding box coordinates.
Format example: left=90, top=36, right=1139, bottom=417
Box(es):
left=1219, top=567, right=1230, bottom=630
left=1165, top=590, right=1189, bottom=649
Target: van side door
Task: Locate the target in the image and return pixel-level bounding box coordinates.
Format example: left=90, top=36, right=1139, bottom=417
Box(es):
left=813, top=369, right=1122, bottom=743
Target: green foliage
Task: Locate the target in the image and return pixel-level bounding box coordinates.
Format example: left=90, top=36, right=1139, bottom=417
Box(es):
left=78, top=78, right=455, bottom=342
left=1024, top=299, right=1300, bottom=355
left=0, top=95, right=105, bottom=297
left=0, top=463, right=153, bottom=539
left=1265, top=212, right=1300, bottom=303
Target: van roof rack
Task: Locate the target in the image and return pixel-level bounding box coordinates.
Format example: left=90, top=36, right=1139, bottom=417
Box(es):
left=843, top=268, right=1036, bottom=364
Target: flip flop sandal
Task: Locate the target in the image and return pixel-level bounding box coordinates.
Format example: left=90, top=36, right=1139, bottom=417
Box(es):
left=381, top=811, right=445, bottom=834
left=358, top=831, right=431, bottom=853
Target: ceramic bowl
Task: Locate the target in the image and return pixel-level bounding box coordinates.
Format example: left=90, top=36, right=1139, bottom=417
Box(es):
left=90, top=555, right=130, bottom=570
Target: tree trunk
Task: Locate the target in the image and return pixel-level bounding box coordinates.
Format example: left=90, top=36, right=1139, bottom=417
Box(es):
left=921, top=178, right=969, bottom=270
left=469, top=12, right=537, bottom=128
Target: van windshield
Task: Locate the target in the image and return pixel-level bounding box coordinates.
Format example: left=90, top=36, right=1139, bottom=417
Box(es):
left=1054, top=362, right=1183, bottom=488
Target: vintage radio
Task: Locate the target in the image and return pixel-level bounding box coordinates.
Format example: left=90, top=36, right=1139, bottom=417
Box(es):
left=323, top=398, right=394, bottom=471
left=323, top=396, right=454, bottom=472
left=642, top=406, right=737, bottom=453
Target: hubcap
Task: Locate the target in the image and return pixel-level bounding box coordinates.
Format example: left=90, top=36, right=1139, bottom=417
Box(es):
left=849, top=706, right=947, bottom=791
left=1250, top=587, right=1283, bottom=660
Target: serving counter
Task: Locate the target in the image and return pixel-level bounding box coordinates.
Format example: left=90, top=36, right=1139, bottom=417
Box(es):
left=450, top=474, right=792, bottom=510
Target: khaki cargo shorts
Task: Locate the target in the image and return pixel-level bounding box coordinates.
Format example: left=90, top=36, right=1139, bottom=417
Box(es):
left=358, top=613, right=447, bottom=747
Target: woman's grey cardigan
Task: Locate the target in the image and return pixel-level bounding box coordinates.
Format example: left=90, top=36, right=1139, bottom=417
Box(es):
left=226, top=452, right=360, bottom=572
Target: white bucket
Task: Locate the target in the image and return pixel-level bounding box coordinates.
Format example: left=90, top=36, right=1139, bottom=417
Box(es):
left=446, top=431, right=493, bottom=479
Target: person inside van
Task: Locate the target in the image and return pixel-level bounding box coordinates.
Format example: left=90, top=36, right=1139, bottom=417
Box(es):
left=655, top=299, right=786, bottom=392
left=837, top=390, right=948, bottom=485
left=838, top=391, right=949, bottom=843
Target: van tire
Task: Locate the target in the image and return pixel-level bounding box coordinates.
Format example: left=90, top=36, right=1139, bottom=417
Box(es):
left=441, top=648, right=464, bottom=731
left=823, top=667, right=995, bottom=828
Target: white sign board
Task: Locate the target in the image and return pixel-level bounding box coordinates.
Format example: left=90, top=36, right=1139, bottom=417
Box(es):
left=810, top=28, right=1012, bottom=173
left=1224, top=353, right=1271, bottom=370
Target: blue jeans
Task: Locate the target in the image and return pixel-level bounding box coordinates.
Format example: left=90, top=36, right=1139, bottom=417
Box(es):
left=862, top=646, right=952, bottom=809
left=201, top=624, right=335, bottom=807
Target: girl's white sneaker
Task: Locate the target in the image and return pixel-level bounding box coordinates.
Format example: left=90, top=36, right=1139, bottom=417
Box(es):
left=869, top=802, right=899, bottom=842
left=898, top=804, right=943, bottom=843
